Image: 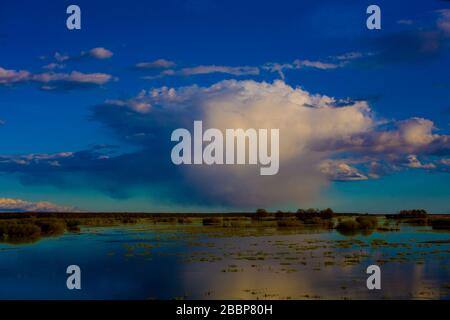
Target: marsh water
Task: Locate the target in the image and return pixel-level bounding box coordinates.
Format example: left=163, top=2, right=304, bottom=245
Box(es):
left=0, top=222, right=449, bottom=300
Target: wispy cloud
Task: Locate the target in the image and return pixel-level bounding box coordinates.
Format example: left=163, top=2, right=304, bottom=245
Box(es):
left=179, top=65, right=260, bottom=76
left=143, top=64, right=259, bottom=79
left=0, top=66, right=114, bottom=90
left=134, top=59, right=176, bottom=69
left=262, top=53, right=368, bottom=79
left=294, top=59, right=339, bottom=70
left=42, top=63, right=66, bottom=70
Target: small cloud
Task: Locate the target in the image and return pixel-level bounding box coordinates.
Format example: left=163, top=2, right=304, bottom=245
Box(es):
left=134, top=59, right=176, bottom=69
left=294, top=59, right=339, bottom=70
left=42, top=63, right=65, bottom=70
left=0, top=67, right=31, bottom=84
left=54, top=52, right=70, bottom=62
left=52, top=47, right=114, bottom=63
left=88, top=47, right=114, bottom=59
left=319, top=160, right=368, bottom=181
left=334, top=52, right=364, bottom=61
left=142, top=69, right=176, bottom=80
left=404, top=154, right=436, bottom=169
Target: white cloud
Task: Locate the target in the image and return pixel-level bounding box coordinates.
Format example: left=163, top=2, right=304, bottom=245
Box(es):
left=0, top=67, right=30, bottom=84
left=313, top=117, right=449, bottom=155
left=0, top=198, right=77, bottom=212
left=404, top=154, right=436, bottom=169
left=319, top=160, right=368, bottom=181
left=88, top=47, right=113, bottom=59
left=99, top=80, right=374, bottom=206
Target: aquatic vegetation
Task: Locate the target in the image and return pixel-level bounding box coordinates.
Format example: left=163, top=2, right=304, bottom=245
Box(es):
left=335, top=216, right=378, bottom=236
left=355, top=216, right=378, bottom=229
left=335, top=220, right=359, bottom=233
left=34, top=220, right=66, bottom=236
left=0, top=221, right=41, bottom=243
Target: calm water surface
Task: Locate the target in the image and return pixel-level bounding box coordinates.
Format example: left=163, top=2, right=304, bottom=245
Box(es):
left=0, top=223, right=449, bottom=299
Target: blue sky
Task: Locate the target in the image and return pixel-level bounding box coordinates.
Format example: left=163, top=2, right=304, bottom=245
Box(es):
left=0, top=0, right=449, bottom=212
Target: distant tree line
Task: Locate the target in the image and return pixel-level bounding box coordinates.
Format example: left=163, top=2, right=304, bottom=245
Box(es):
left=395, top=209, right=428, bottom=218
left=254, top=208, right=335, bottom=220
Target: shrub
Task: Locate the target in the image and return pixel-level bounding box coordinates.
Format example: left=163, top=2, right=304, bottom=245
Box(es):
left=319, top=208, right=335, bottom=219
left=34, top=220, right=66, bottom=236
left=355, top=216, right=378, bottom=229
left=336, top=220, right=359, bottom=231
left=336, top=216, right=379, bottom=236
left=66, top=219, right=81, bottom=232
left=202, top=217, right=222, bottom=226
left=253, top=208, right=272, bottom=220
left=120, top=217, right=138, bottom=224
left=177, top=218, right=193, bottom=224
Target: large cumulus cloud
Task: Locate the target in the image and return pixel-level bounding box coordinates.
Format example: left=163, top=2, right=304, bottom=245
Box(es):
left=1, top=80, right=449, bottom=208
left=90, top=80, right=378, bottom=206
